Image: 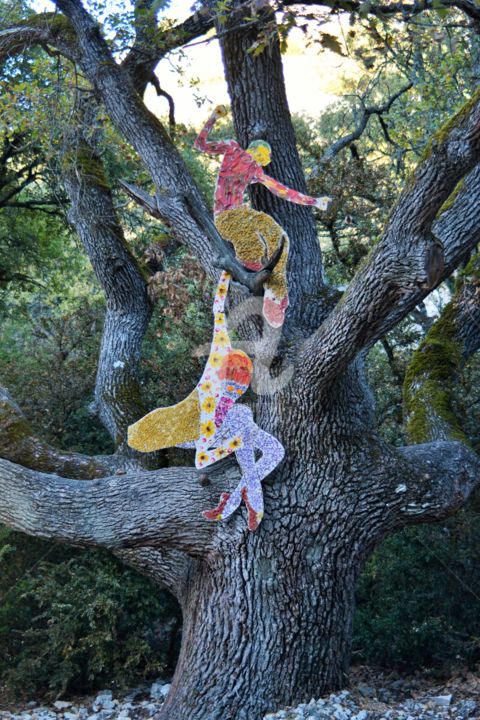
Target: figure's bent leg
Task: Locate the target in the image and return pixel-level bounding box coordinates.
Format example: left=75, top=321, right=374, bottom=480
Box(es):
left=202, top=479, right=245, bottom=523
left=236, top=447, right=264, bottom=530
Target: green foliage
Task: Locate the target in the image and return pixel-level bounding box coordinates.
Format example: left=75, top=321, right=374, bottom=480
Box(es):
left=0, top=289, right=112, bottom=455
left=403, top=302, right=466, bottom=444
left=0, top=530, right=180, bottom=700
left=354, top=515, right=480, bottom=670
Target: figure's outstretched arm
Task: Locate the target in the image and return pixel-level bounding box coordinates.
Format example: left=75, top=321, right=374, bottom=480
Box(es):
left=201, top=269, right=232, bottom=371
left=255, top=170, right=330, bottom=210
left=194, top=105, right=234, bottom=156
left=193, top=270, right=234, bottom=463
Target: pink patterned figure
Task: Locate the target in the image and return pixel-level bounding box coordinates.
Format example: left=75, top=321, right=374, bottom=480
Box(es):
left=194, top=105, right=330, bottom=215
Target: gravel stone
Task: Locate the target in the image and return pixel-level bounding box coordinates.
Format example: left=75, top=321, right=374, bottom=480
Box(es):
left=431, top=695, right=453, bottom=707
left=1, top=674, right=478, bottom=720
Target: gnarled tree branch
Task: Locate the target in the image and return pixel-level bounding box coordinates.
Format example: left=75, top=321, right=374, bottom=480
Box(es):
left=392, top=440, right=480, bottom=526
left=301, top=91, right=480, bottom=390
left=0, top=387, right=130, bottom=478
left=0, top=456, right=229, bottom=556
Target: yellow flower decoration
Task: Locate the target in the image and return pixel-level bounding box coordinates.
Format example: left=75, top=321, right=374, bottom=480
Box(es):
left=217, top=284, right=228, bottom=298
left=197, top=451, right=209, bottom=465
left=215, top=331, right=229, bottom=347
left=228, top=437, right=242, bottom=451
left=201, top=396, right=216, bottom=413
left=200, top=420, right=215, bottom=438
left=209, top=352, right=222, bottom=368
left=201, top=380, right=213, bottom=392
left=214, top=312, right=225, bottom=325
left=215, top=447, right=227, bottom=459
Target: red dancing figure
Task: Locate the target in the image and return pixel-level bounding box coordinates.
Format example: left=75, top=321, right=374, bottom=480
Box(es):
left=194, top=105, right=330, bottom=327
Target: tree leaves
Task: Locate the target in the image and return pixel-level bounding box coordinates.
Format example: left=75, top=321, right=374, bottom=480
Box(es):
left=319, top=32, right=346, bottom=57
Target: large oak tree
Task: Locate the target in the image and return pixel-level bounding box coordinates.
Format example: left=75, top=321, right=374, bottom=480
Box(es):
left=1, top=1, right=480, bottom=718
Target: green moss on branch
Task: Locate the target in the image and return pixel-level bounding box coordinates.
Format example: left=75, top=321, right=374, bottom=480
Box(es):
left=62, top=143, right=110, bottom=191
left=403, top=303, right=467, bottom=444
left=435, top=177, right=465, bottom=219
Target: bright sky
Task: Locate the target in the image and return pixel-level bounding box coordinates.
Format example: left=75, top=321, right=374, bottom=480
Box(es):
left=149, top=25, right=358, bottom=124
left=31, top=0, right=359, bottom=126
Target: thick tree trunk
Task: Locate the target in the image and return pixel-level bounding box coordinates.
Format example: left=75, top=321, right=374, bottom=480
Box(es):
left=156, top=364, right=477, bottom=719
left=162, top=518, right=356, bottom=720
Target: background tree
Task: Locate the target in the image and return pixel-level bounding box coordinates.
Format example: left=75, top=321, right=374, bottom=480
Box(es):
left=1, top=1, right=480, bottom=718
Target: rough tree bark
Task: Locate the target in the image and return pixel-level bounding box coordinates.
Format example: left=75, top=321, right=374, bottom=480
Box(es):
left=61, top=132, right=160, bottom=463
left=1, top=3, right=480, bottom=719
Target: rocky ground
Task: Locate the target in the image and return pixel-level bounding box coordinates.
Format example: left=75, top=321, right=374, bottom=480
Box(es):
left=1, top=668, right=479, bottom=720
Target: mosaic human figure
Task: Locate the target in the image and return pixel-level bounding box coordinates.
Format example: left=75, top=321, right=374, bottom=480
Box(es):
left=128, top=271, right=284, bottom=531
left=194, top=104, right=330, bottom=327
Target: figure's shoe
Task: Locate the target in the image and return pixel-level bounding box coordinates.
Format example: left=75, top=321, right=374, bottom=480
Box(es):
left=241, top=487, right=263, bottom=531
left=203, top=492, right=231, bottom=521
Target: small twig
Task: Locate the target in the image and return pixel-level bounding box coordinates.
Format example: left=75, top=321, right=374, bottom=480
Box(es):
left=0, top=271, right=46, bottom=288
left=149, top=74, right=176, bottom=139
left=119, top=180, right=160, bottom=217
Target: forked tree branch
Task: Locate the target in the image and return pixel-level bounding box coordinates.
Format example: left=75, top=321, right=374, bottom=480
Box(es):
left=301, top=92, right=480, bottom=390
left=367, top=161, right=480, bottom=341
left=320, top=82, right=413, bottom=164
left=47, top=0, right=222, bottom=276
